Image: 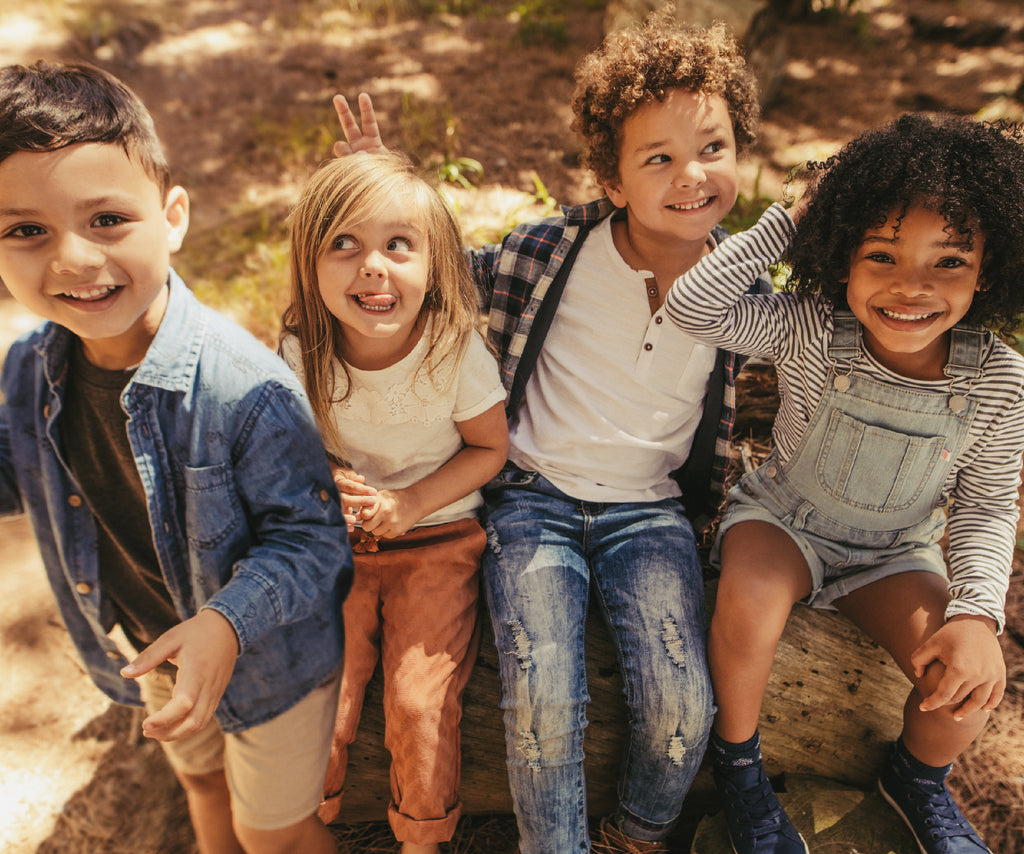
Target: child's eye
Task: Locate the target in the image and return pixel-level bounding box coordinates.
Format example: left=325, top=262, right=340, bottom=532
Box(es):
left=936, top=257, right=967, bottom=269
left=645, top=153, right=671, bottom=166
left=2, top=223, right=45, bottom=239
left=865, top=252, right=894, bottom=264
left=387, top=237, right=412, bottom=252
left=332, top=234, right=357, bottom=250
left=93, top=213, right=128, bottom=228
left=703, top=140, right=725, bottom=155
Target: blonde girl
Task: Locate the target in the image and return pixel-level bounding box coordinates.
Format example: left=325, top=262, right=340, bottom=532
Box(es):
left=280, top=152, right=508, bottom=854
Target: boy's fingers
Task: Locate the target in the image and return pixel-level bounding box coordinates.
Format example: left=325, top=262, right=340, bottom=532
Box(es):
left=332, top=94, right=359, bottom=142
left=121, top=637, right=174, bottom=678
left=356, top=92, right=381, bottom=142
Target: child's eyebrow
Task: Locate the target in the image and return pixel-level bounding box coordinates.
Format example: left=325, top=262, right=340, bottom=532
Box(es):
left=861, top=234, right=975, bottom=250
left=0, top=206, right=39, bottom=219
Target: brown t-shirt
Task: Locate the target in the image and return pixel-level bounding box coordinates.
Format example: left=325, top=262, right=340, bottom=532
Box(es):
left=61, top=340, right=179, bottom=655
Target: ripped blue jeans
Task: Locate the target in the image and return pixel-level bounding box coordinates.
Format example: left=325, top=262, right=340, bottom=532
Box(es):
left=481, top=466, right=714, bottom=854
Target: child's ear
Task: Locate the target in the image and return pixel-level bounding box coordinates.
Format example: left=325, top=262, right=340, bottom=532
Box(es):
left=602, top=179, right=627, bottom=209
left=164, top=186, right=190, bottom=253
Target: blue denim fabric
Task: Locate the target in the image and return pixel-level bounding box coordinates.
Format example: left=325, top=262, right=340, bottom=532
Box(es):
left=481, top=465, right=714, bottom=854
left=0, top=271, right=352, bottom=733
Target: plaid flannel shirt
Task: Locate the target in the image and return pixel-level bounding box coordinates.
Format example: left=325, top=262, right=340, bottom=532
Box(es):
left=467, top=199, right=770, bottom=530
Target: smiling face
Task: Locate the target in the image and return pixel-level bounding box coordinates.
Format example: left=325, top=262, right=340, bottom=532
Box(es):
left=0, top=143, right=188, bottom=369
left=845, top=205, right=985, bottom=379
left=604, top=88, right=739, bottom=265
left=315, top=192, right=430, bottom=370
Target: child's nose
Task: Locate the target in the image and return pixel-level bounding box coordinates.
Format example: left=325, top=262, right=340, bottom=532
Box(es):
left=359, top=252, right=386, bottom=278
left=675, top=159, right=706, bottom=187
left=49, top=232, right=104, bottom=275
left=892, top=270, right=931, bottom=296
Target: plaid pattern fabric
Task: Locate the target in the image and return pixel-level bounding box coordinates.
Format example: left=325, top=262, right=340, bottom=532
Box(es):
left=468, top=199, right=755, bottom=526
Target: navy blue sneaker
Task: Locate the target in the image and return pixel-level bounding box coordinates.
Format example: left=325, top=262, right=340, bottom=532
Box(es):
left=713, top=755, right=808, bottom=854
left=878, top=741, right=990, bottom=854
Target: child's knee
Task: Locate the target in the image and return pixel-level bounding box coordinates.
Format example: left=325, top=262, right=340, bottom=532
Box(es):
left=233, top=813, right=336, bottom=854
left=177, top=767, right=230, bottom=799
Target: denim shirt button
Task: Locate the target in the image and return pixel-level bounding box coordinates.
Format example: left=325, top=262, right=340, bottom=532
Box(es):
left=43, top=404, right=51, bottom=419
left=319, top=489, right=329, bottom=502
left=75, top=582, right=92, bottom=595
left=105, top=649, right=122, bottom=660
left=68, top=494, right=83, bottom=508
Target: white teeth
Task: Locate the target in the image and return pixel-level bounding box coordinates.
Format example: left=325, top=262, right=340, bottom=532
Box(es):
left=880, top=308, right=935, bottom=321
left=63, top=285, right=117, bottom=301
left=670, top=198, right=711, bottom=211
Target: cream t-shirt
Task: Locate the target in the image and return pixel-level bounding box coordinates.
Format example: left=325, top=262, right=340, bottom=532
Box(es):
left=282, top=319, right=506, bottom=526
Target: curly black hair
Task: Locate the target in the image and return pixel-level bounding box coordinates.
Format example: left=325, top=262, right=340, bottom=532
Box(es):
left=570, top=9, right=759, bottom=189
left=787, top=112, right=1024, bottom=337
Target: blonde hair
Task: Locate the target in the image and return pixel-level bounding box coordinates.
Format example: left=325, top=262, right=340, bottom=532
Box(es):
left=281, top=152, right=479, bottom=459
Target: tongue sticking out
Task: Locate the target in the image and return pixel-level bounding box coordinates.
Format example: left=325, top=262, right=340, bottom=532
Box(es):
left=355, top=293, right=396, bottom=311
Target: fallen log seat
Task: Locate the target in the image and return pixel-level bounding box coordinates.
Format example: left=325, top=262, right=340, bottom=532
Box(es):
left=331, top=578, right=909, bottom=821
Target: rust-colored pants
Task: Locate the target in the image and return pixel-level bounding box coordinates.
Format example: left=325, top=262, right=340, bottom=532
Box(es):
left=319, top=517, right=484, bottom=844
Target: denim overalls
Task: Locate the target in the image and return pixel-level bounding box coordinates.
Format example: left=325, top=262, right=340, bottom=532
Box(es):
left=721, top=311, right=985, bottom=605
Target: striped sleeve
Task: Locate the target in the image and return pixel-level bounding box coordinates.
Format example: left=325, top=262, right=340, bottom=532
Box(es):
left=664, top=202, right=795, bottom=355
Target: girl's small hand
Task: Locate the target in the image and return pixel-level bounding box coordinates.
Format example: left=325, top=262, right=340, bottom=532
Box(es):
left=911, top=614, right=1005, bottom=720
left=330, top=464, right=378, bottom=532
left=359, top=489, right=420, bottom=540
left=332, top=93, right=388, bottom=158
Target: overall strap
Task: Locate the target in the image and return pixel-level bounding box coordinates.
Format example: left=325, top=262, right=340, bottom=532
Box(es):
left=944, top=324, right=986, bottom=380
left=828, top=310, right=861, bottom=362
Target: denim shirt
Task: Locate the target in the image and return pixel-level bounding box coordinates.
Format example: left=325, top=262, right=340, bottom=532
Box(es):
left=0, top=272, right=352, bottom=733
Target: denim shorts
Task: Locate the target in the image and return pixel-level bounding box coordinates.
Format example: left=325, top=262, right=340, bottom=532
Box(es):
left=714, top=481, right=950, bottom=609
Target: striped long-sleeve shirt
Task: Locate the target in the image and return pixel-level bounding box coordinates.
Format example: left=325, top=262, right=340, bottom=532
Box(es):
left=665, top=203, right=1024, bottom=629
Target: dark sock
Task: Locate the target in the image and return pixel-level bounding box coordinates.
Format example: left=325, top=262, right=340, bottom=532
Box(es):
left=892, top=736, right=953, bottom=783
left=711, top=729, right=762, bottom=769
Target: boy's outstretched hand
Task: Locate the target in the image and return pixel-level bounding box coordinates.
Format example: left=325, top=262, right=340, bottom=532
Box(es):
left=333, top=93, right=388, bottom=157
left=121, top=609, right=240, bottom=741
left=912, top=613, right=1005, bottom=721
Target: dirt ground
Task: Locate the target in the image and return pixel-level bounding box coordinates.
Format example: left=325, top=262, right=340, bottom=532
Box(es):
left=1, top=0, right=1024, bottom=852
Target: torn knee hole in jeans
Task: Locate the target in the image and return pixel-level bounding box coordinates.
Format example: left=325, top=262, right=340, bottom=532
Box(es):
left=484, top=522, right=501, bottom=554
left=667, top=735, right=688, bottom=767
left=660, top=617, right=688, bottom=667
left=517, top=730, right=543, bottom=769
left=506, top=619, right=533, bottom=670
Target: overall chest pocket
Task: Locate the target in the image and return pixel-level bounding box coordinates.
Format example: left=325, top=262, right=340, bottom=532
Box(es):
left=814, top=409, right=949, bottom=514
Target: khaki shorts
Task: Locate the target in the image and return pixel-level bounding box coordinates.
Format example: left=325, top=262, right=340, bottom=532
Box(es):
left=139, top=669, right=340, bottom=830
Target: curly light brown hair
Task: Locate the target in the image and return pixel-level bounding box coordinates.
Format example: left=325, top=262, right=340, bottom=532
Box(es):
left=570, top=9, right=759, bottom=189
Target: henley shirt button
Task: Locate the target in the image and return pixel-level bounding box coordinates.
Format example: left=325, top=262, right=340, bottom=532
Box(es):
left=655, top=316, right=663, bottom=324
left=643, top=343, right=653, bottom=351
left=647, top=287, right=658, bottom=297
left=75, top=582, right=92, bottom=595
left=68, top=495, right=83, bottom=508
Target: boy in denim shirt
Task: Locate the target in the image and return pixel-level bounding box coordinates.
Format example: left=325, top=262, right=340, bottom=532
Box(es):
left=333, top=12, right=769, bottom=853
left=0, top=61, right=351, bottom=854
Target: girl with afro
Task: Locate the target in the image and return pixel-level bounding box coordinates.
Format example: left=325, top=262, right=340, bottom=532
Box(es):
left=665, top=112, right=1024, bottom=854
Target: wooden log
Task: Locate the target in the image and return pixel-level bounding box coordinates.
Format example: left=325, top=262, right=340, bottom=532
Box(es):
left=330, top=579, right=908, bottom=821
